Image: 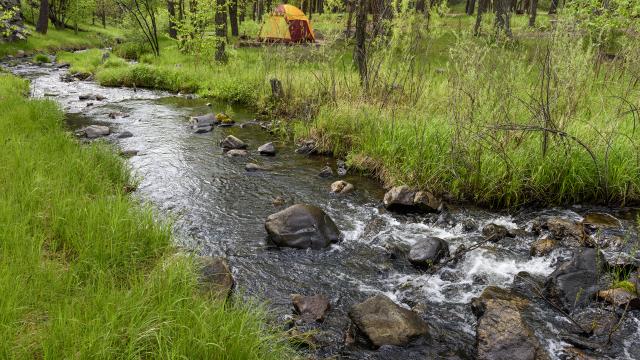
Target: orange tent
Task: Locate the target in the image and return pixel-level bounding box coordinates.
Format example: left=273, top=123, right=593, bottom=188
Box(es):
left=258, top=4, right=315, bottom=43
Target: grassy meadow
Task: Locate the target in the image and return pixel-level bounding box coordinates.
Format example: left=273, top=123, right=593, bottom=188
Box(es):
left=0, top=73, right=294, bottom=359
left=51, top=10, right=640, bottom=208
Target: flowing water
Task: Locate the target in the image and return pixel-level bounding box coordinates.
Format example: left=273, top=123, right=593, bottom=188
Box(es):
left=5, top=59, right=640, bottom=359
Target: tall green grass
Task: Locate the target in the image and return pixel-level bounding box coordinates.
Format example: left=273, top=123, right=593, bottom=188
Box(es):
left=57, top=14, right=640, bottom=207
left=0, top=73, right=293, bottom=359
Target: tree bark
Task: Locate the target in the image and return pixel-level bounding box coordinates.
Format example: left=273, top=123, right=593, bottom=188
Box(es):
left=36, top=0, right=49, bottom=34
left=215, top=0, right=228, bottom=62
left=465, top=0, right=476, bottom=15
left=494, top=0, right=512, bottom=37
left=345, top=0, right=354, bottom=37
left=229, top=0, right=238, bottom=36
left=474, top=0, right=487, bottom=35
left=354, top=0, right=367, bottom=88
left=167, top=1, right=177, bottom=38
left=528, top=0, right=537, bottom=26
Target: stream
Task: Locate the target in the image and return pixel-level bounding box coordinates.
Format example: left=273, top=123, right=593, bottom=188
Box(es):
left=4, top=58, right=640, bottom=359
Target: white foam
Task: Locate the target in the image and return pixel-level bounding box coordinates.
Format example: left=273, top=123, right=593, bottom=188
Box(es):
left=390, top=248, right=555, bottom=304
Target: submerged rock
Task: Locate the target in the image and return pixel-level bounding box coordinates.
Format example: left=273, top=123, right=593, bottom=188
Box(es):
left=408, top=237, right=449, bottom=269
left=291, top=294, right=330, bottom=323
left=199, top=256, right=234, bottom=298
left=530, top=237, right=558, bottom=257
left=383, top=185, right=440, bottom=213
left=257, top=142, right=276, bottom=156
left=318, top=166, right=333, bottom=178
left=226, top=149, right=248, bottom=157
left=544, top=248, right=606, bottom=311
left=119, top=149, right=139, bottom=158
left=245, top=163, right=267, bottom=172
left=194, top=126, right=213, bottom=134
left=472, top=286, right=549, bottom=360
left=190, top=113, right=218, bottom=128
left=220, top=135, right=247, bottom=150
left=265, top=204, right=341, bottom=249
left=330, top=180, right=354, bottom=195
left=117, top=130, right=134, bottom=139
left=482, top=223, right=512, bottom=241
left=349, top=294, right=428, bottom=348
left=79, top=125, right=110, bottom=138
left=272, top=196, right=286, bottom=207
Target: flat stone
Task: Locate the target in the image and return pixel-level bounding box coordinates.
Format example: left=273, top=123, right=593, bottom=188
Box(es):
left=82, top=125, right=110, bottom=138
left=117, top=131, right=134, bottom=139
left=291, top=294, right=330, bottom=323
left=194, top=126, right=213, bottom=134
left=199, top=256, right=234, bottom=298
left=226, top=149, right=248, bottom=157
left=245, top=163, right=267, bottom=172
left=582, top=212, right=622, bottom=230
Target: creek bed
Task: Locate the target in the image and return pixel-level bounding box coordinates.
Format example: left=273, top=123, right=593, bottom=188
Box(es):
left=5, top=60, right=640, bottom=359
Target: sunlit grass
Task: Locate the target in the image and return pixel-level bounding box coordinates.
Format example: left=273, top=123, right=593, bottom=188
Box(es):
left=0, top=73, right=294, bottom=359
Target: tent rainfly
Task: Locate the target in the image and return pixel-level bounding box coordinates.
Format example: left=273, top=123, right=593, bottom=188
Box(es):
left=258, top=4, right=315, bottom=43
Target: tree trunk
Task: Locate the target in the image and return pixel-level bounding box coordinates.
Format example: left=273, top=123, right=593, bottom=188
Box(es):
left=528, top=0, right=537, bottom=26
left=36, top=0, right=48, bottom=34
left=474, top=0, right=487, bottom=35
left=466, top=0, right=476, bottom=15
left=416, top=0, right=426, bottom=13
left=167, top=1, right=177, bottom=38
left=317, top=0, right=324, bottom=13
left=229, top=0, right=238, bottom=36
left=548, top=0, right=558, bottom=14
left=101, top=11, right=106, bottom=28
left=494, top=0, right=512, bottom=37
left=215, top=0, right=228, bottom=62
left=354, top=0, right=367, bottom=88
left=345, top=0, right=354, bottom=37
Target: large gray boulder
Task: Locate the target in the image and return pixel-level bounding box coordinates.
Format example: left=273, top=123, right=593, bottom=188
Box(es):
left=544, top=248, right=606, bottom=311
left=408, top=237, right=449, bottom=269
left=472, top=287, right=549, bottom=360
left=349, top=294, right=428, bottom=348
left=383, top=185, right=440, bottom=213
left=265, top=204, right=341, bottom=249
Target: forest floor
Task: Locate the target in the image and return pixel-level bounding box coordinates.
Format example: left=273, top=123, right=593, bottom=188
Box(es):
left=0, top=45, right=295, bottom=359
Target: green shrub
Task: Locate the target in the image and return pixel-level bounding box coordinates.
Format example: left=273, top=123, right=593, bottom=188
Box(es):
left=33, top=53, right=50, bottom=63
left=113, top=41, right=151, bottom=60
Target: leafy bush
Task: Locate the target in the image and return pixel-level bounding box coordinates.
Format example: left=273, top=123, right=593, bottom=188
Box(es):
left=113, top=41, right=151, bottom=60
left=33, top=53, right=50, bottom=63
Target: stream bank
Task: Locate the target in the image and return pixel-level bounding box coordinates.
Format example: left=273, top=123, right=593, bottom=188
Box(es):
left=5, top=57, right=640, bottom=359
